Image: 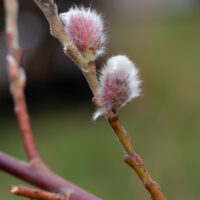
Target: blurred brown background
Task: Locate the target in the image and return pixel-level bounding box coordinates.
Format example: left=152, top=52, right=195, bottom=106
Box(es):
left=0, top=0, right=200, bottom=199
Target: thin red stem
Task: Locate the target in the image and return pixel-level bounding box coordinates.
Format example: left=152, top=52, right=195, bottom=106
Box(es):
left=14, top=93, right=40, bottom=161
left=4, top=0, right=40, bottom=161
left=0, top=152, right=101, bottom=200
left=10, top=185, right=67, bottom=200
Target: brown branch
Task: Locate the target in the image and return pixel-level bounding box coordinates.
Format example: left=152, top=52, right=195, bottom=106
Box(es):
left=33, top=0, right=70, bottom=47
left=33, top=0, right=98, bottom=95
left=4, top=0, right=40, bottom=162
left=108, top=115, right=166, bottom=200
left=31, top=0, right=166, bottom=199
left=10, top=185, right=67, bottom=200
left=0, top=152, right=101, bottom=200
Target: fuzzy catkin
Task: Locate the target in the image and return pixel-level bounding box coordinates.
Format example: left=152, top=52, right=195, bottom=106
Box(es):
left=94, top=55, right=141, bottom=119
left=59, top=7, right=105, bottom=58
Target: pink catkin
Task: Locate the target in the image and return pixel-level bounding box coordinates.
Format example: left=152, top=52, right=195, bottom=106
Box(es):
left=93, top=55, right=141, bottom=120
left=102, top=72, right=130, bottom=109
left=60, top=7, right=105, bottom=57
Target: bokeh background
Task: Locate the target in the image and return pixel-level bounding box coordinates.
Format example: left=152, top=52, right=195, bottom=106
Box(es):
left=0, top=0, right=200, bottom=199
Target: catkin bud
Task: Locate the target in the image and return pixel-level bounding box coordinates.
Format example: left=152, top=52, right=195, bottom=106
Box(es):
left=59, top=7, right=105, bottom=58
left=94, top=55, right=141, bottom=119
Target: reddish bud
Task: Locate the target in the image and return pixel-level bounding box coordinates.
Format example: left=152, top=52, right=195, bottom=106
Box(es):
left=60, top=7, right=105, bottom=58
left=136, top=155, right=143, bottom=165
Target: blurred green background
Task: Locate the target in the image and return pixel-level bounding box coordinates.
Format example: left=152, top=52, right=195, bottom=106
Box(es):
left=0, top=0, right=200, bottom=199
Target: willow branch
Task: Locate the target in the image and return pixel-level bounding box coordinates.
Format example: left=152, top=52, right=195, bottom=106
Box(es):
left=3, top=1, right=102, bottom=199
left=108, top=115, right=166, bottom=200
left=10, top=185, right=67, bottom=200
left=31, top=0, right=166, bottom=199
left=0, top=152, right=101, bottom=200
left=4, top=0, right=40, bottom=162
left=33, top=0, right=98, bottom=95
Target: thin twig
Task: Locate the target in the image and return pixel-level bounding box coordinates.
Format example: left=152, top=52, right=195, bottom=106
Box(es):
left=0, top=152, right=101, bottom=200
left=33, top=0, right=98, bottom=95
left=4, top=0, right=40, bottom=162
left=108, top=115, right=166, bottom=200
left=12, top=0, right=166, bottom=199
left=3, top=1, right=101, bottom=199
left=10, top=185, right=67, bottom=200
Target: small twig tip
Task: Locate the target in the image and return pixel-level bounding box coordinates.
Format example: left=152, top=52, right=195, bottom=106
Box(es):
left=10, top=185, right=19, bottom=194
